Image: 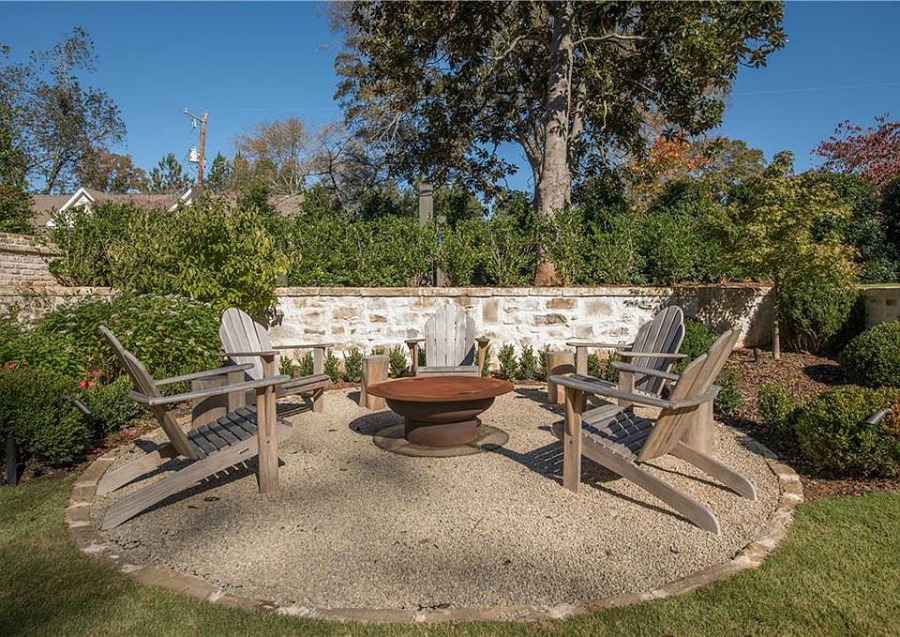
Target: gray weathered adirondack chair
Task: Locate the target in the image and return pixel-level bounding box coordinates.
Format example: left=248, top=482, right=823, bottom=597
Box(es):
left=219, top=308, right=332, bottom=412
left=567, top=305, right=685, bottom=405
left=406, top=304, right=490, bottom=377
left=551, top=329, right=755, bottom=534
left=95, top=325, right=294, bottom=530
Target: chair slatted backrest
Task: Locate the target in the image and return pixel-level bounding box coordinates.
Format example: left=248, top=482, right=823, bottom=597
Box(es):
left=100, top=325, right=200, bottom=460
left=220, top=308, right=272, bottom=381
left=630, top=305, right=685, bottom=396
left=424, top=304, right=475, bottom=367
left=637, top=329, right=739, bottom=462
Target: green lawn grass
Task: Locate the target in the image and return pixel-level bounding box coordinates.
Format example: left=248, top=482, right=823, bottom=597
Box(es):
left=1, top=477, right=898, bottom=636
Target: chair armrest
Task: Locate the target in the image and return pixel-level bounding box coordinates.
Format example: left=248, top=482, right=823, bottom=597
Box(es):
left=866, top=408, right=893, bottom=425
left=405, top=338, right=425, bottom=346
left=131, top=374, right=292, bottom=407
left=565, top=340, right=622, bottom=349
left=616, top=351, right=686, bottom=360
left=155, top=363, right=254, bottom=386
left=221, top=349, right=278, bottom=358
left=475, top=337, right=490, bottom=346
left=611, top=361, right=680, bottom=381
left=549, top=373, right=718, bottom=410
left=272, top=343, right=334, bottom=350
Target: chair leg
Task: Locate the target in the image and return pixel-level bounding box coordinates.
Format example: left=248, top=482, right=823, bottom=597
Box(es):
left=311, top=388, right=325, bottom=413
left=100, top=440, right=258, bottom=530
left=95, top=442, right=180, bottom=496
left=562, top=386, right=584, bottom=492
left=581, top=439, right=721, bottom=534
left=672, top=441, right=757, bottom=500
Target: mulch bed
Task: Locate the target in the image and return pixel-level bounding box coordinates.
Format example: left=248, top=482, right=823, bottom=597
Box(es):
left=723, top=348, right=899, bottom=501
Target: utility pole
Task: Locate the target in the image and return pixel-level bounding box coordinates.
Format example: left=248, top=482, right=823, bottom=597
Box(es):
left=182, top=108, right=208, bottom=187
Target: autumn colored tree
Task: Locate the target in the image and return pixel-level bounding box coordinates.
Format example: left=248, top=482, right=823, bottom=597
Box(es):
left=815, top=115, right=900, bottom=191
left=75, top=148, right=147, bottom=193
left=334, top=1, right=785, bottom=283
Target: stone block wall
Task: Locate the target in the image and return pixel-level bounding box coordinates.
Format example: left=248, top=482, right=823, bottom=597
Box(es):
left=860, top=285, right=900, bottom=329
left=272, top=285, right=774, bottom=366
left=0, top=233, right=61, bottom=286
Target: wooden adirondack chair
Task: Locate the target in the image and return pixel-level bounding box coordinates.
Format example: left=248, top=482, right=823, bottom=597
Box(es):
left=95, top=325, right=294, bottom=530
left=405, top=304, right=490, bottom=377
left=551, top=329, right=755, bottom=534
left=219, top=308, right=333, bottom=412
left=567, top=305, right=686, bottom=405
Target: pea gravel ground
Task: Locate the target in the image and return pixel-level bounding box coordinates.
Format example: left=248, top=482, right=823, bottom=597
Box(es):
left=94, top=387, right=780, bottom=611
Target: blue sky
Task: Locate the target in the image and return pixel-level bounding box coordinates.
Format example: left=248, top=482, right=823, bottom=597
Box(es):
left=2, top=1, right=899, bottom=193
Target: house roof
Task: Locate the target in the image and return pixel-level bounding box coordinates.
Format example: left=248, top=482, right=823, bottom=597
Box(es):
left=30, top=186, right=304, bottom=228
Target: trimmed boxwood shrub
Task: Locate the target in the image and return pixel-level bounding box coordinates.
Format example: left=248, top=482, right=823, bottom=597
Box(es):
left=83, top=376, right=142, bottom=437
left=794, top=385, right=900, bottom=478
left=757, top=382, right=801, bottom=439
left=839, top=321, right=900, bottom=388
left=0, top=367, right=92, bottom=467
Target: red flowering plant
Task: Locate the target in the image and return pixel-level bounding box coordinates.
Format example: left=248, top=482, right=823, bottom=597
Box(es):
left=78, top=368, right=101, bottom=390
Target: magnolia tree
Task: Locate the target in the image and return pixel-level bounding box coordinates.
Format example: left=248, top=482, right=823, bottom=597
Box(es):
left=334, top=0, right=785, bottom=283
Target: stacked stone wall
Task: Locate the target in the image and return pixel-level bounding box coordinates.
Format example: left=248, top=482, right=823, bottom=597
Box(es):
left=0, top=233, right=61, bottom=286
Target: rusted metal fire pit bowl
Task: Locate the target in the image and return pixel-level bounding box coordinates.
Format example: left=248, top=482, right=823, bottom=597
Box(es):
left=366, top=376, right=514, bottom=447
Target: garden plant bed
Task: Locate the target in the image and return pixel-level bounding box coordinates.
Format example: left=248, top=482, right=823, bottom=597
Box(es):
left=724, top=349, right=900, bottom=501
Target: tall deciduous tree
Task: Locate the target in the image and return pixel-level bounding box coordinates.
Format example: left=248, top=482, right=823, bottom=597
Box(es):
left=815, top=115, right=900, bottom=191
left=0, top=28, right=125, bottom=193
left=334, top=1, right=785, bottom=282
left=75, top=148, right=147, bottom=193
left=148, top=153, right=190, bottom=195
left=235, top=117, right=311, bottom=196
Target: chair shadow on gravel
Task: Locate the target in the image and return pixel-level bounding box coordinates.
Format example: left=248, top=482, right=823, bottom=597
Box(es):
left=512, top=386, right=564, bottom=415
left=492, top=424, right=703, bottom=526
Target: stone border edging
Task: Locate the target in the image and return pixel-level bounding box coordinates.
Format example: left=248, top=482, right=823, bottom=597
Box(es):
left=67, top=429, right=802, bottom=624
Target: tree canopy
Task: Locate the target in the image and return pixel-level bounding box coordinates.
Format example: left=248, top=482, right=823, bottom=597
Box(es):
left=815, top=115, right=900, bottom=191
left=0, top=27, right=124, bottom=193
left=334, top=2, right=784, bottom=203
left=75, top=148, right=147, bottom=193
left=334, top=0, right=785, bottom=282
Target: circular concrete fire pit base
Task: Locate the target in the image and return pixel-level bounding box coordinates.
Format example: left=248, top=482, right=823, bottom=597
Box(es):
left=373, top=422, right=509, bottom=457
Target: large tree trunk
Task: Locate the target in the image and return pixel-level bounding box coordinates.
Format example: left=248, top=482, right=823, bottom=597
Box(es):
left=534, top=0, right=574, bottom=286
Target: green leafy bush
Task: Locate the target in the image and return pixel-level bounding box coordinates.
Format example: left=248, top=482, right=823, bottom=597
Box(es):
left=324, top=351, right=341, bottom=383
left=779, top=272, right=859, bottom=353
left=588, top=352, right=601, bottom=378
left=794, top=385, right=900, bottom=477
left=517, top=345, right=537, bottom=381
left=497, top=344, right=517, bottom=380
left=437, top=219, right=485, bottom=286
left=713, top=367, right=743, bottom=417
left=839, top=321, right=900, bottom=387
left=343, top=348, right=363, bottom=383
left=480, top=344, right=492, bottom=377
left=580, top=215, right=645, bottom=285
left=83, top=376, right=142, bottom=437
left=297, top=351, right=314, bottom=377
left=673, top=317, right=716, bottom=374
left=757, top=382, right=800, bottom=438
left=1, top=294, right=220, bottom=381
left=388, top=345, right=408, bottom=378
left=535, top=345, right=551, bottom=381
left=279, top=356, right=295, bottom=377
left=0, top=367, right=92, bottom=467
left=50, top=202, right=138, bottom=286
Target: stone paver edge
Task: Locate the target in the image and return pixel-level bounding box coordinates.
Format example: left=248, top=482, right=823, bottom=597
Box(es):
left=67, top=428, right=803, bottom=624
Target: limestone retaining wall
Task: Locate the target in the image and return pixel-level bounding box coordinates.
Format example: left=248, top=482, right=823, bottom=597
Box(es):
left=271, top=285, right=774, bottom=360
